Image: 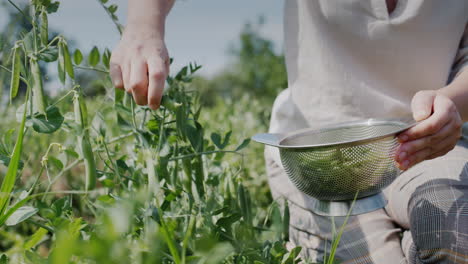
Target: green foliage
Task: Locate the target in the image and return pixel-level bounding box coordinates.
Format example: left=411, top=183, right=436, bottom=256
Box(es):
left=0, top=1, right=358, bottom=264
left=0, top=1, right=304, bottom=264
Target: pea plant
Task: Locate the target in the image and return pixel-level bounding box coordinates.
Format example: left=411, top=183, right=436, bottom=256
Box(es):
left=0, top=1, right=306, bottom=263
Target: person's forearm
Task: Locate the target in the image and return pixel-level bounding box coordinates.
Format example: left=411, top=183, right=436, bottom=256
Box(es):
left=127, top=0, right=175, bottom=37
left=439, top=70, right=468, bottom=121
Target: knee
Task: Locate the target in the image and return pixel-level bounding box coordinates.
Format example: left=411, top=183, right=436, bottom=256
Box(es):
left=409, top=180, right=468, bottom=262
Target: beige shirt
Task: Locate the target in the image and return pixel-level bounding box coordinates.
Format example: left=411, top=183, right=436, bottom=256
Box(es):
left=268, top=0, right=468, bottom=163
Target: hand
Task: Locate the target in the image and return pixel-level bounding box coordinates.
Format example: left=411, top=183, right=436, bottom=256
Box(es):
left=395, top=90, right=463, bottom=170
left=110, top=24, right=169, bottom=110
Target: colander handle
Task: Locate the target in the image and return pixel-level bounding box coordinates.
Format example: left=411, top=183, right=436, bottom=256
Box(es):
left=252, top=133, right=283, bottom=147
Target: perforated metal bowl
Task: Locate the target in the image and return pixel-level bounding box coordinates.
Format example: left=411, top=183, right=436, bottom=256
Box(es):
left=253, top=117, right=416, bottom=216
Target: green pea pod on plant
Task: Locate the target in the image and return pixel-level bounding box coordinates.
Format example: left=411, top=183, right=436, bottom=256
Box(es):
left=9, top=45, right=21, bottom=103
left=61, top=41, right=74, bottom=78
left=238, top=184, right=252, bottom=226
left=40, top=8, right=48, bottom=45
left=30, top=57, right=47, bottom=115
left=73, top=91, right=96, bottom=190
left=283, top=200, right=290, bottom=241
left=57, top=40, right=66, bottom=84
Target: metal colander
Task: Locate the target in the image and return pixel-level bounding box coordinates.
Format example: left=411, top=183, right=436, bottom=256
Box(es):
left=253, top=117, right=417, bottom=216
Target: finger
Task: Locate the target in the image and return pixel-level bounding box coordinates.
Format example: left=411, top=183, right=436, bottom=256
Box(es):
left=129, top=60, right=149, bottom=105
left=396, top=121, right=456, bottom=161
left=411, top=90, right=436, bottom=121
left=426, top=145, right=456, bottom=160
left=147, top=59, right=167, bottom=110
left=397, top=147, right=431, bottom=170
left=399, top=134, right=459, bottom=169
left=399, top=96, right=453, bottom=141
left=109, top=63, right=124, bottom=90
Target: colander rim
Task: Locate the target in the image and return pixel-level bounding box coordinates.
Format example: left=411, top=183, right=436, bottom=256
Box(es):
left=277, top=116, right=416, bottom=149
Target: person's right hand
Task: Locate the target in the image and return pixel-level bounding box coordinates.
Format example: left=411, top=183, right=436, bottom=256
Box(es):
left=110, top=23, right=170, bottom=110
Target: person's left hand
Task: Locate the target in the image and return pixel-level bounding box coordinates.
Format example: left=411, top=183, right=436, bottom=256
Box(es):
left=395, top=90, right=463, bottom=170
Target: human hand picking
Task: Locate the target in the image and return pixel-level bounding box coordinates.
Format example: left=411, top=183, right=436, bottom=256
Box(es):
left=395, top=90, right=463, bottom=170
left=110, top=24, right=169, bottom=110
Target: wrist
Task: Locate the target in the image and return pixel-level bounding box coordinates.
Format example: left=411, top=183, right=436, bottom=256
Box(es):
left=437, top=85, right=468, bottom=121
left=126, top=0, right=172, bottom=37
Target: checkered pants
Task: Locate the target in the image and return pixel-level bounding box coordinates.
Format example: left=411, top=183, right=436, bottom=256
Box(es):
left=266, top=139, right=468, bottom=263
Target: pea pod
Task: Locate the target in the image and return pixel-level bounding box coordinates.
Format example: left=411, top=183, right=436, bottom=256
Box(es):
left=73, top=91, right=96, bottom=190
left=9, top=45, right=20, bottom=102
left=182, top=158, right=192, bottom=195
left=61, top=41, right=74, bottom=78
left=30, top=57, right=47, bottom=115
left=58, top=41, right=66, bottom=84
left=238, top=184, right=252, bottom=226
left=283, top=200, right=290, bottom=241
left=40, top=9, right=48, bottom=45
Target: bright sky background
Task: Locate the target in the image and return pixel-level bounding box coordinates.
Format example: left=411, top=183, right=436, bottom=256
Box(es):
left=0, top=0, right=284, bottom=77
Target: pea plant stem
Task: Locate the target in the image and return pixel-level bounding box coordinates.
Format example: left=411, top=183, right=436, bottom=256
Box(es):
left=107, top=132, right=136, bottom=144
left=96, top=0, right=123, bottom=35
left=51, top=86, right=78, bottom=107
left=168, top=150, right=242, bottom=161
left=36, top=36, right=61, bottom=54
left=26, top=219, right=54, bottom=233
left=48, top=158, right=83, bottom=187
left=0, top=64, right=29, bottom=84
left=74, top=65, right=109, bottom=74
left=6, top=0, right=32, bottom=24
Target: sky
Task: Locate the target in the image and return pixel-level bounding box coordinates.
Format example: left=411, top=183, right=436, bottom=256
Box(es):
left=0, top=0, right=284, bottom=77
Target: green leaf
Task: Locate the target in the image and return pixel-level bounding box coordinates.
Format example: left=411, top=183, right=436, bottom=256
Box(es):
left=0, top=98, right=27, bottom=216
left=0, top=254, right=8, bottom=264
left=46, top=2, right=60, bottom=13
left=210, top=133, right=222, bottom=149
left=222, top=131, right=232, bottom=148
left=38, top=46, right=58, bottom=62
left=9, top=46, right=21, bottom=102
left=100, top=0, right=109, bottom=3
left=64, top=148, right=79, bottom=159
left=73, top=49, right=83, bottom=65
left=235, top=138, right=250, bottom=151
left=24, top=227, right=48, bottom=250
left=48, top=156, right=64, bottom=170
left=30, top=106, right=64, bottom=134
left=108, top=4, right=118, bottom=13
left=88, top=46, right=100, bottom=67
left=5, top=206, right=38, bottom=226
left=97, top=194, right=115, bottom=204
left=50, top=218, right=83, bottom=264
left=102, top=48, right=111, bottom=69
left=216, top=213, right=241, bottom=229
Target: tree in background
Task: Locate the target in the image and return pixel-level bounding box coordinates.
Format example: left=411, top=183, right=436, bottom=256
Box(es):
left=195, top=18, right=287, bottom=108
